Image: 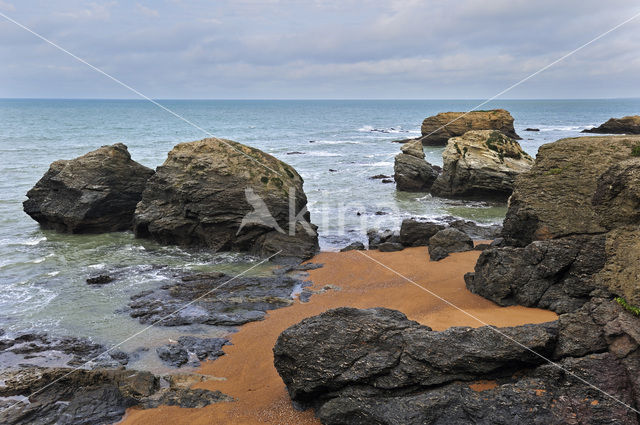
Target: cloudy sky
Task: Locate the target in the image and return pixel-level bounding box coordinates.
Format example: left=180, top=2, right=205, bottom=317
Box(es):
left=1, top=0, right=639, bottom=99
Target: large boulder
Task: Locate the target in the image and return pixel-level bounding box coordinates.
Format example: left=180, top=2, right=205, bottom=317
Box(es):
left=393, top=140, right=438, bottom=192
left=274, top=306, right=640, bottom=425
left=133, top=138, right=319, bottom=260
left=23, top=143, right=154, bottom=233
left=582, top=115, right=640, bottom=134
left=428, top=227, right=473, bottom=260
left=419, top=109, right=520, bottom=146
left=399, top=219, right=445, bottom=247
left=430, top=130, right=533, bottom=200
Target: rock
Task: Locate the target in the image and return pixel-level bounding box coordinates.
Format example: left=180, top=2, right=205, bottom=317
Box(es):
left=133, top=138, right=318, bottom=260
left=430, top=130, right=534, bottom=200
left=418, top=109, right=521, bottom=146
left=465, top=235, right=607, bottom=313
left=340, top=241, right=365, bottom=252
left=393, top=140, right=438, bottom=192
left=381, top=179, right=393, bottom=183
left=399, top=219, right=444, bottom=247
left=582, top=116, right=640, bottom=134
left=23, top=143, right=154, bottom=233
left=502, top=136, right=640, bottom=247
left=428, top=228, right=473, bottom=261
left=0, top=366, right=231, bottom=425
left=369, top=174, right=390, bottom=179
left=377, top=242, right=404, bottom=252
left=129, top=271, right=308, bottom=327
left=86, top=274, right=114, bottom=285
left=525, top=127, right=540, bottom=131
left=286, top=151, right=305, bottom=155
left=367, top=229, right=400, bottom=250
left=448, top=219, right=502, bottom=239
left=156, top=336, right=229, bottom=367
left=274, top=306, right=640, bottom=425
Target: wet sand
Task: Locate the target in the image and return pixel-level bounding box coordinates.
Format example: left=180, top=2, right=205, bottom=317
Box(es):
left=121, top=247, right=557, bottom=425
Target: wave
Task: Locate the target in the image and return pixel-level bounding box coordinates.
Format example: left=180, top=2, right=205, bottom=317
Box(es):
left=311, top=140, right=364, bottom=145
left=305, top=151, right=342, bottom=157
left=358, top=125, right=420, bottom=134
left=527, top=125, right=586, bottom=132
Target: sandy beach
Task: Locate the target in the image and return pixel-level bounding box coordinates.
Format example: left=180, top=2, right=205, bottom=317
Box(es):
left=120, top=247, right=557, bottom=425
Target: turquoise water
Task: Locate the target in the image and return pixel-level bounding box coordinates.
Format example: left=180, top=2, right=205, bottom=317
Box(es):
left=1, top=98, right=639, bottom=368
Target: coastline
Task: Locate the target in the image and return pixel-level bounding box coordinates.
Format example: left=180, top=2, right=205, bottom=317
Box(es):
left=120, top=247, right=557, bottom=425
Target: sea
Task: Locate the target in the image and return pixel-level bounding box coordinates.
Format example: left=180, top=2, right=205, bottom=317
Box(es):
left=1, top=98, right=638, bottom=371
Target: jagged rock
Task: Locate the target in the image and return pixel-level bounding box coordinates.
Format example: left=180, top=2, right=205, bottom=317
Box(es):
left=339, top=241, right=365, bottom=252
left=367, top=229, right=400, bottom=250
left=399, top=219, right=445, bottom=247
left=430, top=130, right=533, bottom=200
left=129, top=271, right=308, bottom=327
left=86, top=275, right=114, bottom=285
left=133, top=138, right=319, bottom=260
left=418, top=109, right=521, bottom=146
left=465, top=235, right=607, bottom=313
left=428, top=228, right=473, bottom=261
left=23, top=143, right=154, bottom=233
left=156, top=336, right=229, bottom=367
left=582, top=116, right=640, bottom=134
left=448, top=219, right=502, bottom=239
left=274, top=306, right=640, bottom=425
left=393, top=140, right=438, bottom=192
left=502, top=136, right=640, bottom=247
left=0, top=367, right=231, bottom=425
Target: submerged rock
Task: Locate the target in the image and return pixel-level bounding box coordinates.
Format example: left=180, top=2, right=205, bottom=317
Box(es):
left=419, top=109, right=521, bottom=146
left=582, top=115, right=640, bottom=134
left=393, top=140, right=438, bottom=192
left=430, top=130, right=533, bottom=200
left=133, top=138, right=319, bottom=261
left=23, top=143, right=154, bottom=233
left=428, top=228, right=473, bottom=261
left=129, top=271, right=309, bottom=327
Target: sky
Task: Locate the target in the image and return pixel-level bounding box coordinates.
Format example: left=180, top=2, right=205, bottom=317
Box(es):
left=0, top=0, right=639, bottom=99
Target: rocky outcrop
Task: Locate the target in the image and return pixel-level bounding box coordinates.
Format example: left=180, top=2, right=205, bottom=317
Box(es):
left=428, top=228, right=473, bottom=260
left=582, top=116, right=640, bottom=134
left=129, top=271, right=310, bottom=327
left=367, top=229, right=400, bottom=249
left=23, top=143, right=154, bottom=233
left=393, top=140, right=438, bottom=192
left=274, top=306, right=640, bottom=425
left=0, top=367, right=231, bottom=425
left=399, top=219, right=445, bottom=246
left=419, top=109, right=521, bottom=146
left=430, top=130, right=533, bottom=200
left=133, top=138, right=319, bottom=260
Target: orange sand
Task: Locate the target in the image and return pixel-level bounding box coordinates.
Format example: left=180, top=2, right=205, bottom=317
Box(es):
left=121, top=247, right=557, bottom=425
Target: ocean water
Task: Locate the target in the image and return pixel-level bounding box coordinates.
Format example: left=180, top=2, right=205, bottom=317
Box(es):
left=1, top=98, right=639, bottom=369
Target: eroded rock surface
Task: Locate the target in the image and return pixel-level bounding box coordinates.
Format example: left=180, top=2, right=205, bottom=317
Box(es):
left=419, top=109, right=520, bottom=146
left=428, top=228, right=473, bottom=261
left=582, top=115, right=640, bottom=134
left=23, top=143, right=154, bottom=233
left=393, top=140, right=438, bottom=192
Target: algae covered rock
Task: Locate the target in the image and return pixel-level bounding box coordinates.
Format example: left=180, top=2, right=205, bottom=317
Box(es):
left=430, top=130, right=533, bottom=200
left=23, top=143, right=154, bottom=233
left=419, top=109, right=520, bottom=146
left=133, top=138, right=319, bottom=260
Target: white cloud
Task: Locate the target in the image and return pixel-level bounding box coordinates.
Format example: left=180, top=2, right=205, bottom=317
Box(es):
left=136, top=3, right=159, bottom=17
left=0, top=0, right=16, bottom=12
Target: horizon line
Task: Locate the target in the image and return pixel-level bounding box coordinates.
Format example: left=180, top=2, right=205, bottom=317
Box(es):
left=1, top=97, right=640, bottom=101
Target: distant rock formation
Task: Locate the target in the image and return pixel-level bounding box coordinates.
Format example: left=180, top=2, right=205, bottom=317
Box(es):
left=23, top=143, right=154, bottom=233
left=393, top=139, right=438, bottom=192
left=430, top=130, right=533, bottom=201
left=133, top=138, right=319, bottom=260
left=274, top=306, right=640, bottom=425
left=419, top=109, right=521, bottom=146
left=582, top=115, right=640, bottom=134
left=470, top=135, right=640, bottom=308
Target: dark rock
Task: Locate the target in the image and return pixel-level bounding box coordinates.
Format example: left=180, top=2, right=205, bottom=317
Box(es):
left=448, top=219, right=502, bottom=239
left=582, top=116, right=640, bottom=134
left=377, top=242, right=404, bottom=252
left=525, top=127, right=540, bottom=131
left=129, top=271, right=306, bottom=327
left=374, top=211, right=387, bottom=215
left=286, top=151, right=305, bottom=155
left=329, top=169, right=338, bottom=172
left=465, top=235, right=607, bottom=313
left=428, top=228, right=473, bottom=261
left=393, top=140, right=439, bottom=192
left=156, top=336, right=229, bottom=367
left=86, top=274, right=114, bottom=285
left=473, top=243, right=491, bottom=251
left=418, top=109, right=521, bottom=146
left=430, top=130, right=533, bottom=201
left=399, top=219, right=444, bottom=247
left=369, top=174, right=390, bottom=179
left=381, top=179, right=393, bottom=183
left=133, top=138, right=319, bottom=261
left=367, top=229, right=400, bottom=250
left=23, top=143, right=154, bottom=233
left=340, top=241, right=365, bottom=252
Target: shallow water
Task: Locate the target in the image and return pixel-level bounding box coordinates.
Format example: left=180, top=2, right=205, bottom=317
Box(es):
left=1, top=98, right=639, bottom=370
